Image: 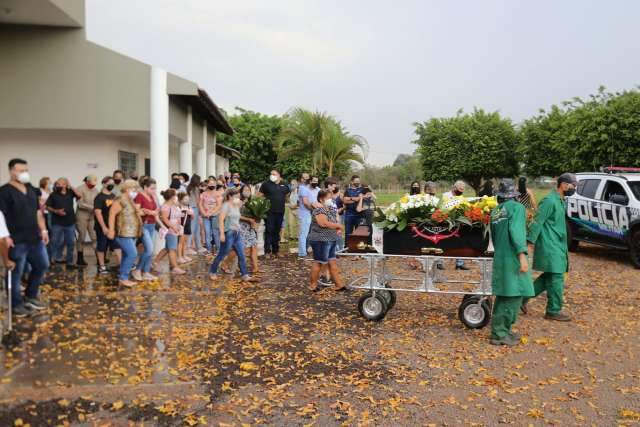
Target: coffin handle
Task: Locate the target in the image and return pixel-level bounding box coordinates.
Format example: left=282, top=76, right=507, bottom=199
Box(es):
left=420, top=247, right=444, bottom=255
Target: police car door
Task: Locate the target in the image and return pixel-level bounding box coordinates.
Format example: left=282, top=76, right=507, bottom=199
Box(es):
left=567, top=178, right=604, bottom=242
left=596, top=180, right=632, bottom=246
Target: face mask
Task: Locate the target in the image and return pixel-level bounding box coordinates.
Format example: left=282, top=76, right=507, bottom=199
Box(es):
left=131, top=176, right=138, bottom=181
left=410, top=187, right=420, bottom=194
left=106, top=184, right=115, bottom=191
left=324, top=199, right=333, bottom=207
left=353, top=183, right=360, bottom=188
left=310, top=182, right=318, bottom=188
left=333, top=188, right=339, bottom=194
left=114, top=178, right=122, bottom=185
left=17, top=171, right=30, bottom=184
left=270, top=174, right=278, bottom=182
left=564, top=187, right=576, bottom=197
left=454, top=190, right=463, bottom=196
left=208, top=185, right=215, bottom=190
left=87, top=182, right=96, bottom=189
left=129, top=191, right=138, bottom=199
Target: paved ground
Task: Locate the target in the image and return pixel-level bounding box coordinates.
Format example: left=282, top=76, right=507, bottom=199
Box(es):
left=1, top=243, right=639, bottom=426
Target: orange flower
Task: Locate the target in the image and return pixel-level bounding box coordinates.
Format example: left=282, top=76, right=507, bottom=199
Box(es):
left=431, top=209, right=449, bottom=223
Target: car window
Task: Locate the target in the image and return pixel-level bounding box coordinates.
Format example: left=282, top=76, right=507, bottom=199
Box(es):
left=577, top=179, right=600, bottom=199
left=629, top=182, right=640, bottom=201
left=601, top=180, right=628, bottom=203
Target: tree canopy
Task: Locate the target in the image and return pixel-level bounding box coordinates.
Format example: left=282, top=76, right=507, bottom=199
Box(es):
left=413, top=108, right=520, bottom=191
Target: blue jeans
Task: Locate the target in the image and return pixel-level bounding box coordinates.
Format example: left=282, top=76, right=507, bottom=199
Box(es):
left=137, top=224, right=155, bottom=273
left=7, top=241, right=50, bottom=307
left=116, top=237, right=137, bottom=281
left=297, top=213, right=312, bottom=257
left=209, top=230, right=248, bottom=276
left=310, top=240, right=337, bottom=264
left=344, top=214, right=362, bottom=244
left=51, top=224, right=76, bottom=264
left=202, top=216, right=221, bottom=252
left=187, top=206, right=201, bottom=249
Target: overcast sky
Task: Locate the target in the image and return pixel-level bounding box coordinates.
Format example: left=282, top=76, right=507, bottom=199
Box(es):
left=86, top=0, right=640, bottom=166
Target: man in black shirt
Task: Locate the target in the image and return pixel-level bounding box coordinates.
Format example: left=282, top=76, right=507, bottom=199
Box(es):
left=258, top=169, right=290, bottom=258
left=0, top=158, right=50, bottom=317
left=94, top=176, right=121, bottom=274
left=46, top=178, right=81, bottom=267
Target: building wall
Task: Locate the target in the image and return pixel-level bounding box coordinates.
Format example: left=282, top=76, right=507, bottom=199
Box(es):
left=0, top=25, right=150, bottom=131
left=0, top=129, right=149, bottom=185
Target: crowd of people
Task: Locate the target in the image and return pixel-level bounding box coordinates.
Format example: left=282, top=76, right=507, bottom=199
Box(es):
left=0, top=158, right=379, bottom=318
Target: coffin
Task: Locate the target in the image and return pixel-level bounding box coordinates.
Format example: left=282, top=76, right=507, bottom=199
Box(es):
left=346, top=226, right=373, bottom=252
left=382, top=224, right=489, bottom=256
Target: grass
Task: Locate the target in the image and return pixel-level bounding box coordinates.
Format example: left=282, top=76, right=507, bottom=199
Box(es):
left=373, top=188, right=553, bottom=207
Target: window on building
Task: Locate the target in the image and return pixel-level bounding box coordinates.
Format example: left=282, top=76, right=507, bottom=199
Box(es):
left=118, top=151, right=138, bottom=176
left=577, top=179, right=600, bottom=199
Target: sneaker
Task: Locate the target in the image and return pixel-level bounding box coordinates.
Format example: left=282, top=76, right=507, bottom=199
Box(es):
left=171, top=267, right=186, bottom=275
left=131, top=269, right=143, bottom=281
left=13, top=304, right=34, bottom=318
left=98, top=265, right=109, bottom=275
left=208, top=273, right=218, bottom=281
left=544, top=312, right=571, bottom=322
left=241, top=275, right=258, bottom=283
left=490, top=335, right=519, bottom=346
left=142, top=273, right=158, bottom=281
left=24, top=297, right=47, bottom=311
left=318, top=276, right=334, bottom=286
left=185, top=248, right=197, bottom=256
left=197, top=248, right=208, bottom=255
left=119, top=280, right=136, bottom=288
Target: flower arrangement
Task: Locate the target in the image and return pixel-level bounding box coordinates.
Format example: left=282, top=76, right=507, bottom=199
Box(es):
left=242, top=197, right=271, bottom=220
left=374, top=193, right=498, bottom=233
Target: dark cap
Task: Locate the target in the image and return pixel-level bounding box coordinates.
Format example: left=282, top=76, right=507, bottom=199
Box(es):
left=496, top=178, right=520, bottom=199
left=557, top=173, right=577, bottom=186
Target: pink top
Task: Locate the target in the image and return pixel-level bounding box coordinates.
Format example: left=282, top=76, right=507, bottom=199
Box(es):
left=200, top=191, right=219, bottom=217
left=161, top=204, right=183, bottom=236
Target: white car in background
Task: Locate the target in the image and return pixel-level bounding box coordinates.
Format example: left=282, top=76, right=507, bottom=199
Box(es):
left=565, top=167, right=640, bottom=268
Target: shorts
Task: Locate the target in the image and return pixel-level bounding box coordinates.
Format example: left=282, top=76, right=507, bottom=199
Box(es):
left=310, top=240, right=337, bottom=264
left=165, top=234, right=178, bottom=250
left=95, top=227, right=120, bottom=252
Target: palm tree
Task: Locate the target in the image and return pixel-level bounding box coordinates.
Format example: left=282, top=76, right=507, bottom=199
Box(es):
left=277, top=108, right=332, bottom=174
left=321, top=122, right=368, bottom=176
left=277, top=107, right=367, bottom=175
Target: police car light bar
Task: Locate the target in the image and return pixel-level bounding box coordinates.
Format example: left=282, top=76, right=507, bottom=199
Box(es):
left=602, top=166, right=640, bottom=174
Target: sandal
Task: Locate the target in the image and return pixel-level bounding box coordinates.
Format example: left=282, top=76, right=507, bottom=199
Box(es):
left=308, top=286, right=321, bottom=293
left=334, top=286, right=348, bottom=292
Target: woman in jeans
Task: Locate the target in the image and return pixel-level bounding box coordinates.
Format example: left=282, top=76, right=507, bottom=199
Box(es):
left=208, top=188, right=257, bottom=283
left=154, top=189, right=186, bottom=275
left=107, top=179, right=143, bottom=288
left=186, top=174, right=204, bottom=254
left=308, top=190, right=346, bottom=292
left=199, top=178, right=222, bottom=254
left=133, top=177, right=161, bottom=281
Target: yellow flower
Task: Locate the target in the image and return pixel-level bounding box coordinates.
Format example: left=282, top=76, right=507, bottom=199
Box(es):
left=400, top=195, right=409, bottom=204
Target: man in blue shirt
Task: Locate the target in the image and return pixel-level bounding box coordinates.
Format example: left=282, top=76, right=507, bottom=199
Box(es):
left=342, top=175, right=365, bottom=244
left=297, top=174, right=319, bottom=257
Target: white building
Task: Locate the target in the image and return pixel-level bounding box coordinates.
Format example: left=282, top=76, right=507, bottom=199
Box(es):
left=0, top=0, right=238, bottom=188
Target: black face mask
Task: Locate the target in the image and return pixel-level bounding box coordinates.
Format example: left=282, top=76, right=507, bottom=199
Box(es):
left=564, top=188, right=576, bottom=197
left=353, top=183, right=360, bottom=188
left=310, top=182, right=319, bottom=188
left=332, top=188, right=339, bottom=194
left=208, top=185, right=216, bottom=190
left=131, top=176, right=138, bottom=181
left=113, top=178, right=122, bottom=185
left=453, top=190, right=464, bottom=196
left=106, top=184, right=114, bottom=191
left=410, top=187, right=420, bottom=195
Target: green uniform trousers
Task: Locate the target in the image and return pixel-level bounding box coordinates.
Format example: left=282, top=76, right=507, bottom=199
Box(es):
left=490, top=296, right=523, bottom=339
left=524, top=272, right=564, bottom=315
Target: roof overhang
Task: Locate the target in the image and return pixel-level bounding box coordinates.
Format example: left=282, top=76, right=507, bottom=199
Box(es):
left=0, top=0, right=84, bottom=27
left=169, top=90, right=234, bottom=136
left=216, top=143, right=240, bottom=159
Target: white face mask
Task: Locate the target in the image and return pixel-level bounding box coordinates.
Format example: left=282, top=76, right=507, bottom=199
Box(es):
left=17, top=171, right=30, bottom=184
left=270, top=174, right=278, bottom=182
left=129, top=191, right=138, bottom=199
left=324, top=198, right=333, bottom=207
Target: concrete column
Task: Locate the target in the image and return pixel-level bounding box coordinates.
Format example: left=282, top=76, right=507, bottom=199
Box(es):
left=150, top=66, right=169, bottom=190
left=179, top=105, right=193, bottom=175
left=196, top=120, right=207, bottom=177
left=207, top=131, right=217, bottom=177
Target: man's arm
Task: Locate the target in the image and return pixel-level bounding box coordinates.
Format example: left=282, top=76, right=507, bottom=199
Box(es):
left=527, top=198, right=553, bottom=245
left=77, top=188, right=93, bottom=210
left=37, top=209, right=49, bottom=245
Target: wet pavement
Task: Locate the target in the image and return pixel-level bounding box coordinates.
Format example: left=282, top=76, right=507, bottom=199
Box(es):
left=1, top=245, right=640, bottom=426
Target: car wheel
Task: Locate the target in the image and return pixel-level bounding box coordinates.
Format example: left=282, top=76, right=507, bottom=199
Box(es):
left=629, top=229, right=640, bottom=269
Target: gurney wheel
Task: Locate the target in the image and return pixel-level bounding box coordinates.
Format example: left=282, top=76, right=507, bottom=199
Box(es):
left=458, top=296, right=491, bottom=329
left=380, top=284, right=396, bottom=311
left=358, top=293, right=388, bottom=321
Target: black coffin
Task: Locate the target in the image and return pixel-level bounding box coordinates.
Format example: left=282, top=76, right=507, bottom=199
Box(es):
left=382, top=224, right=489, bottom=256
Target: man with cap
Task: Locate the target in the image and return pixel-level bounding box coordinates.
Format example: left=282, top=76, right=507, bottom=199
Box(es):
left=521, top=173, right=577, bottom=321
left=489, top=179, right=533, bottom=346
left=75, top=175, right=98, bottom=266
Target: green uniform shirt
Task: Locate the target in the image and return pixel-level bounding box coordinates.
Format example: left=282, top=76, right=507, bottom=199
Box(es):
left=527, top=190, right=568, bottom=273
left=490, top=199, right=534, bottom=297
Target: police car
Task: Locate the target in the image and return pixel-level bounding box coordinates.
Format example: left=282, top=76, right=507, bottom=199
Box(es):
left=566, top=167, right=640, bottom=268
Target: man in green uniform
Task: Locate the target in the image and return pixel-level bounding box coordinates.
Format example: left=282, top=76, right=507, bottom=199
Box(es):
left=489, top=179, right=534, bottom=346
left=522, top=173, right=576, bottom=321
